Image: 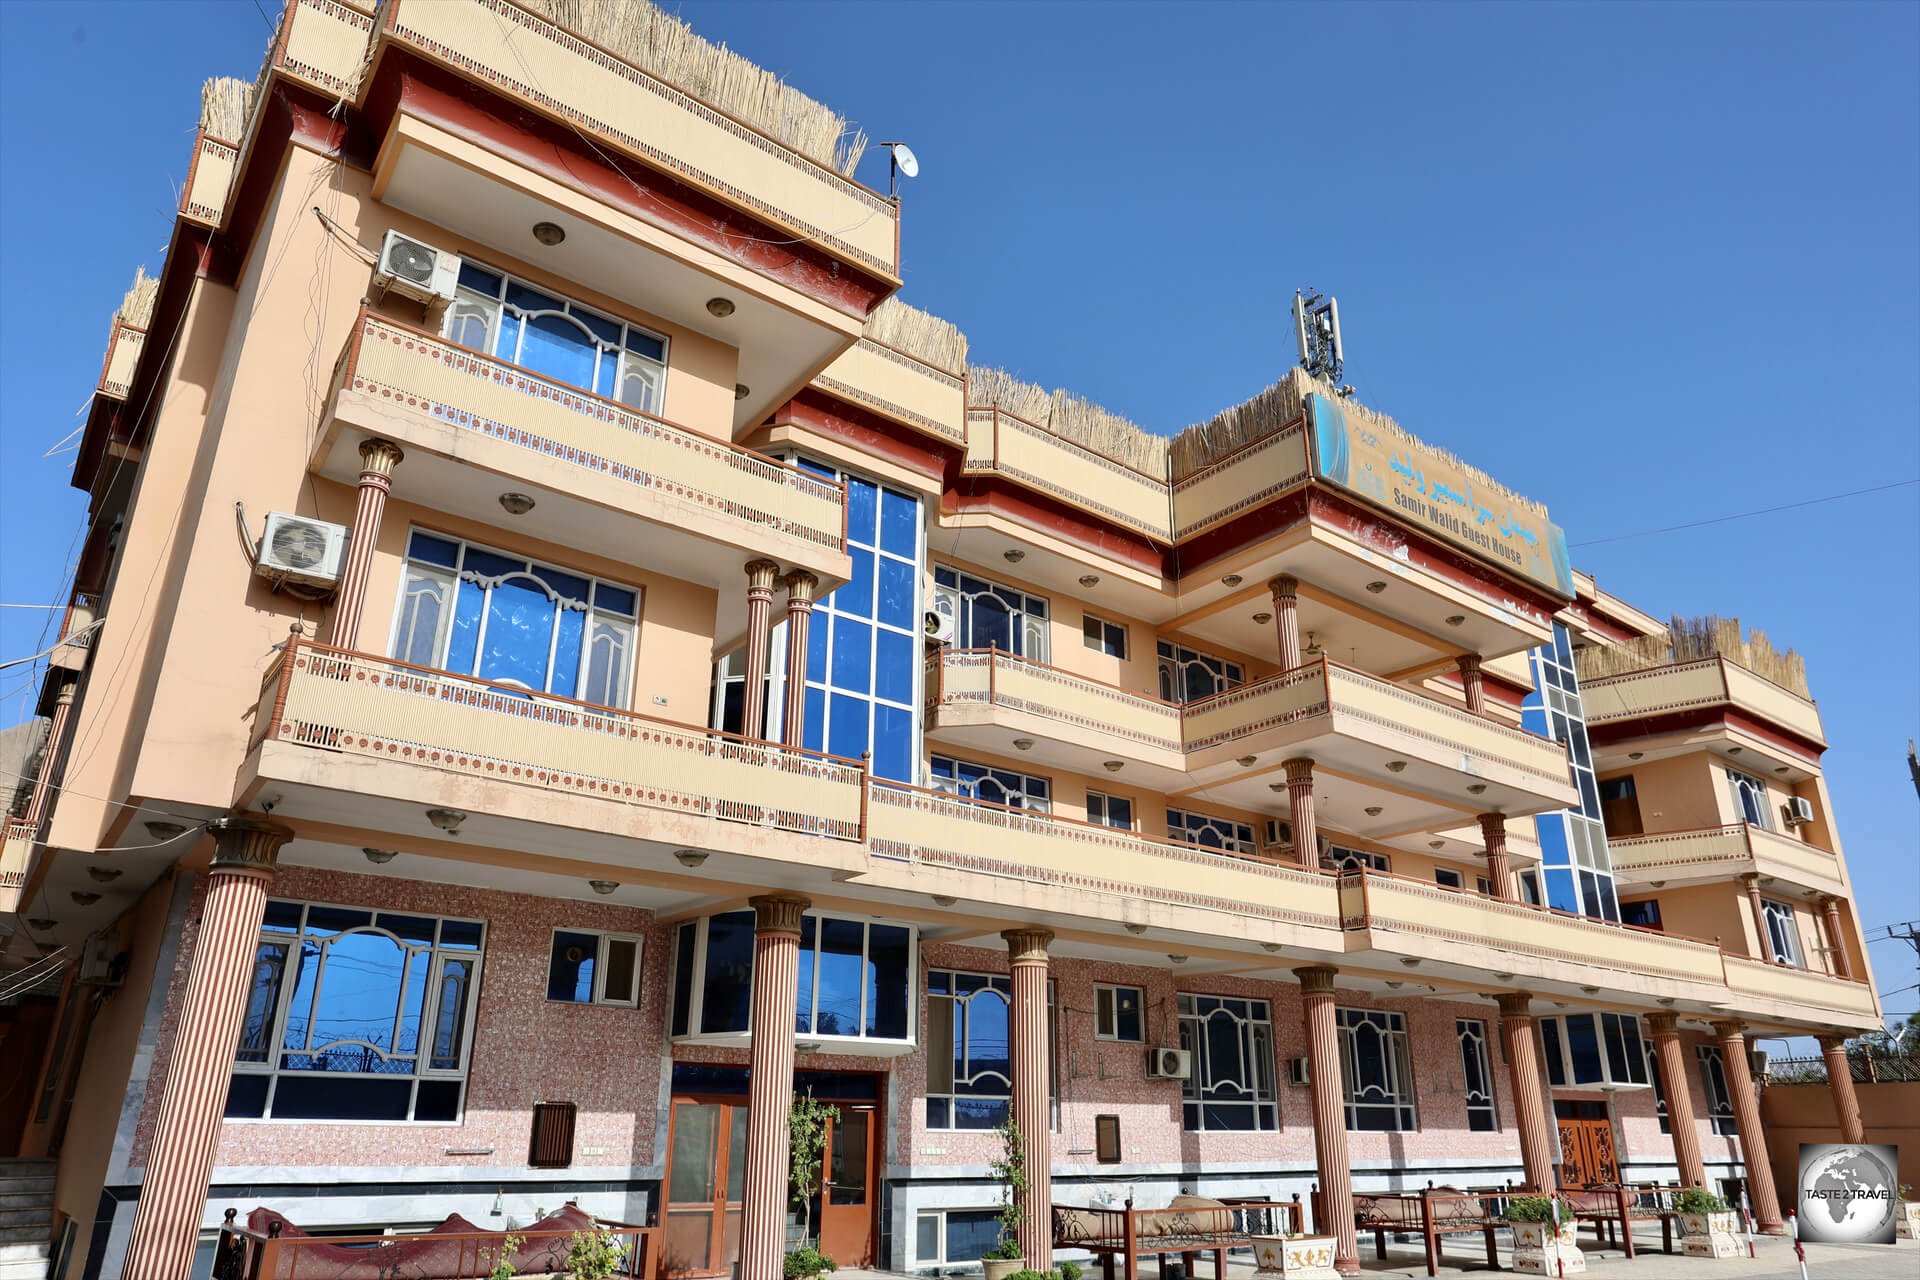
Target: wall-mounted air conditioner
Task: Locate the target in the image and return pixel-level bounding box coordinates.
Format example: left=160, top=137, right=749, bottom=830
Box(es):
left=255, top=512, right=349, bottom=590
left=77, top=933, right=125, bottom=988
left=1264, top=819, right=1293, bottom=851
left=375, top=229, right=459, bottom=307
left=1286, top=1056, right=1311, bottom=1086
left=1145, top=1047, right=1192, bottom=1081
left=1784, top=796, right=1815, bottom=826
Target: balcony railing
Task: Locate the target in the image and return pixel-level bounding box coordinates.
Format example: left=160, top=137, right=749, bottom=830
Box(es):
left=929, top=650, right=1574, bottom=795
left=1607, top=822, right=1843, bottom=892
left=1579, top=656, right=1826, bottom=747
left=261, top=639, right=866, bottom=840
left=1722, top=953, right=1879, bottom=1019
left=0, top=818, right=35, bottom=914
left=961, top=407, right=1175, bottom=541
left=333, top=311, right=848, bottom=552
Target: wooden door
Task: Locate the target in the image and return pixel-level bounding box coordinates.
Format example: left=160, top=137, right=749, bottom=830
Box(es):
left=1554, top=1101, right=1619, bottom=1188
left=816, top=1104, right=878, bottom=1267
left=663, top=1098, right=748, bottom=1277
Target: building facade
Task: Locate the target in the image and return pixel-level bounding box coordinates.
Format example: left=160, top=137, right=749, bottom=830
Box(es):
left=0, top=3, right=1883, bottom=1279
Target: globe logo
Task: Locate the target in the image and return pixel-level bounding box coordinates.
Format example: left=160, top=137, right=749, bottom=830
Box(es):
left=1796, top=1143, right=1898, bottom=1244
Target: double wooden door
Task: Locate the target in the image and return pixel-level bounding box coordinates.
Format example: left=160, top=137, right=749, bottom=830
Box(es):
left=661, top=1095, right=878, bottom=1277
left=1554, top=1100, right=1620, bottom=1188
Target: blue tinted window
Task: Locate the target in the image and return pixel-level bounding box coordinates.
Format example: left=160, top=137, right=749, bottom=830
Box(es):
left=794, top=916, right=817, bottom=1033
left=457, top=263, right=503, bottom=295
left=847, top=478, right=878, bottom=545
left=700, top=912, right=756, bottom=1035
left=831, top=622, right=871, bottom=692
left=807, top=609, right=829, bottom=683
left=594, top=584, right=637, bottom=617
left=880, top=488, right=917, bottom=555
left=873, top=705, right=911, bottom=782
left=407, top=531, right=460, bottom=568
left=803, top=688, right=826, bottom=752
left=944, top=1211, right=1002, bottom=1263
left=876, top=557, right=916, bottom=630
left=874, top=630, right=913, bottom=704
left=840, top=549, right=875, bottom=619
left=548, top=931, right=598, bottom=1002
left=829, top=692, right=868, bottom=760
left=625, top=330, right=665, bottom=362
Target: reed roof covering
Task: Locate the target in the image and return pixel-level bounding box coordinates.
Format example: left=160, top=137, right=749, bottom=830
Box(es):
left=1572, top=614, right=1811, bottom=698
left=966, top=366, right=1168, bottom=474
left=117, top=267, right=160, bottom=331
left=520, top=0, right=868, bottom=176
left=199, top=76, right=253, bottom=142
left=865, top=299, right=967, bottom=375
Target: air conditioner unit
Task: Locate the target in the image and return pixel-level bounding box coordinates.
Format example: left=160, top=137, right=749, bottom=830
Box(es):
left=1749, top=1050, right=1771, bottom=1077
left=1784, top=796, right=1815, bottom=826
left=1264, top=819, right=1293, bottom=850
left=1286, top=1056, right=1311, bottom=1086
left=1145, top=1047, right=1192, bottom=1081
left=255, top=512, right=350, bottom=590
left=375, top=229, right=459, bottom=306
left=77, top=933, right=125, bottom=988
left=925, top=609, right=956, bottom=646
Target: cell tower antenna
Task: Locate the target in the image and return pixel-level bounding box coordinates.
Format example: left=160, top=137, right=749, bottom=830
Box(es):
left=1293, top=288, right=1350, bottom=393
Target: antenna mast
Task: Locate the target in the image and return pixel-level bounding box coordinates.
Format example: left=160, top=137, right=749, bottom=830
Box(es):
left=1293, top=288, right=1351, bottom=394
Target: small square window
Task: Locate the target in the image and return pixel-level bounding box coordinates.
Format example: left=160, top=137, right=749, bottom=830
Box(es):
left=1094, top=984, right=1144, bottom=1042
left=1095, top=1114, right=1122, bottom=1163
left=1435, top=867, right=1464, bottom=890
left=1082, top=614, right=1127, bottom=658
left=548, top=930, right=642, bottom=1006
left=1087, top=791, right=1133, bottom=830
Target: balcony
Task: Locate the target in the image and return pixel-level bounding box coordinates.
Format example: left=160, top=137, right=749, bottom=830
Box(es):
left=316, top=311, right=850, bottom=611
left=252, top=640, right=866, bottom=843
left=926, top=650, right=1578, bottom=826
left=962, top=407, right=1175, bottom=542
left=1607, top=823, right=1846, bottom=898
left=1722, top=953, right=1880, bottom=1021
left=0, top=819, right=34, bottom=915
left=1580, top=657, right=1826, bottom=755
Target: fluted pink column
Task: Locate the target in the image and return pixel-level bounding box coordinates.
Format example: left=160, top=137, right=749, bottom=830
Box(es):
left=1818, top=1034, right=1864, bottom=1144
left=1496, top=994, right=1557, bottom=1193
left=121, top=815, right=292, bottom=1280
left=1295, top=966, right=1358, bottom=1275
left=1646, top=1013, right=1707, bottom=1189
left=1003, top=929, right=1054, bottom=1268
left=1819, top=898, right=1854, bottom=978
left=1269, top=575, right=1302, bottom=670
left=1457, top=654, right=1486, bottom=716
left=781, top=572, right=818, bottom=748
left=1741, top=874, right=1777, bottom=964
left=741, top=560, right=780, bottom=739
left=1285, top=757, right=1318, bottom=869
left=328, top=438, right=403, bottom=649
left=1712, top=1020, right=1784, bottom=1233
left=1478, top=813, right=1516, bottom=901
left=22, top=675, right=76, bottom=832
left=739, top=893, right=809, bottom=1280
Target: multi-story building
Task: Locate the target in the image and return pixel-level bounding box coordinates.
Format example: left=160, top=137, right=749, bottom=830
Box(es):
left=0, top=3, right=1882, bottom=1279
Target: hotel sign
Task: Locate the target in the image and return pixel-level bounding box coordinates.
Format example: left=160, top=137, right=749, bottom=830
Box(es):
left=1306, top=393, right=1574, bottom=598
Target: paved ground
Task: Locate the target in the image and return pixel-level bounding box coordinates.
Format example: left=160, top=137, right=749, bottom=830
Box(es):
left=840, top=1225, right=1919, bottom=1280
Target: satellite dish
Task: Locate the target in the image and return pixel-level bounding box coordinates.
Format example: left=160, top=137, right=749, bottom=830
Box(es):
left=890, top=143, right=920, bottom=179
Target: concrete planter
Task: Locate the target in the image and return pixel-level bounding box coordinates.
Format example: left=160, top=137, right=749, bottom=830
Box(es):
left=1896, top=1202, right=1920, bottom=1239
left=1250, top=1234, right=1340, bottom=1278
left=1681, top=1210, right=1741, bottom=1258
left=983, top=1258, right=1026, bottom=1280
left=1509, top=1219, right=1585, bottom=1275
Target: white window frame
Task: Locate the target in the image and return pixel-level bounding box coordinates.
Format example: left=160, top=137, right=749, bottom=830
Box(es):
left=1434, top=867, right=1465, bottom=890
left=442, top=261, right=669, bottom=413
left=1086, top=790, right=1134, bottom=830
left=930, top=754, right=1052, bottom=812
left=1726, top=767, right=1772, bottom=830
left=1157, top=640, right=1245, bottom=704
left=933, top=565, right=1049, bottom=660
left=1696, top=1044, right=1739, bottom=1136
left=1760, top=898, right=1804, bottom=967
left=232, top=899, right=486, bottom=1124
left=913, top=1207, right=1009, bottom=1268
left=1082, top=612, right=1127, bottom=658
left=669, top=909, right=918, bottom=1046
left=546, top=928, right=643, bottom=1007
left=1336, top=1007, right=1418, bottom=1132
left=1094, top=983, right=1145, bottom=1043
left=389, top=527, right=641, bottom=710
left=925, top=970, right=1056, bottom=1131
left=1456, top=1019, right=1498, bottom=1132
left=1176, top=993, right=1278, bottom=1132
left=1540, top=1012, right=1653, bottom=1090
left=1166, top=807, right=1257, bottom=855
left=1323, top=844, right=1391, bottom=874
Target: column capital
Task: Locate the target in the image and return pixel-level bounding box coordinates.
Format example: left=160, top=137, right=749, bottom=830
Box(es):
left=749, top=892, right=810, bottom=935
left=1282, top=756, right=1316, bottom=785
left=1267, top=574, right=1299, bottom=601
left=1816, top=1032, right=1850, bottom=1054
left=1710, top=1019, right=1748, bottom=1043
left=1495, top=992, right=1532, bottom=1018
left=1477, top=812, right=1507, bottom=840
left=206, top=814, right=293, bottom=877
left=1456, top=653, right=1483, bottom=674
left=783, top=569, right=819, bottom=605
left=1739, top=871, right=1762, bottom=889
left=52, top=675, right=78, bottom=708
left=356, top=437, right=404, bottom=478
left=1002, top=927, right=1055, bottom=965
left=745, top=559, right=781, bottom=591
left=1292, top=964, right=1338, bottom=995
left=1645, top=1011, right=1681, bottom=1037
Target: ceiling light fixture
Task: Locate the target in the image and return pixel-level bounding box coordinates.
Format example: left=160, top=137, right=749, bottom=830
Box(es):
left=1125, top=923, right=1148, bottom=935
left=498, top=492, right=536, bottom=516
left=1365, top=581, right=1387, bottom=594
left=796, top=1041, right=823, bottom=1055
left=1628, top=752, right=1644, bottom=760
left=1260, top=942, right=1283, bottom=953
left=1429, top=840, right=1446, bottom=849
left=87, top=866, right=123, bottom=883
left=425, top=808, right=467, bottom=835
left=1727, top=746, right=1743, bottom=755
left=1237, top=755, right=1258, bottom=768
left=144, top=821, right=189, bottom=841
left=531, top=221, right=566, bottom=245
left=70, top=891, right=101, bottom=906
left=1013, top=738, right=1035, bottom=751
left=705, top=297, right=736, bottom=318
left=1253, top=612, right=1273, bottom=624
left=1221, top=574, right=1243, bottom=588
left=673, top=849, right=708, bottom=869
left=1364, top=805, right=1383, bottom=817
left=1079, top=574, right=1100, bottom=588
left=1003, top=549, right=1025, bottom=564
left=1400, top=957, right=1422, bottom=967
left=1445, top=615, right=1467, bottom=628
left=588, top=880, right=619, bottom=896
left=734, top=383, right=750, bottom=401
left=1269, top=783, right=1288, bottom=793
left=1494, top=972, right=1515, bottom=981
left=1167, top=954, right=1188, bottom=965
left=25, top=918, right=56, bottom=931
left=1774, top=766, right=1789, bottom=774
left=1386, top=760, right=1408, bottom=773
left=1466, top=783, right=1488, bottom=795
left=362, top=847, right=398, bottom=865
left=1580, top=985, right=1600, bottom=995
left=931, top=894, right=957, bottom=907
left=1103, top=760, right=1124, bottom=773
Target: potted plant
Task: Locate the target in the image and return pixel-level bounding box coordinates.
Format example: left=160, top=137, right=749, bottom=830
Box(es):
left=1674, top=1186, right=1739, bottom=1258
left=783, top=1246, right=837, bottom=1280
left=982, top=1118, right=1031, bottom=1280
left=565, top=1218, right=628, bottom=1280
left=1505, top=1196, right=1583, bottom=1276
left=1897, top=1184, right=1919, bottom=1239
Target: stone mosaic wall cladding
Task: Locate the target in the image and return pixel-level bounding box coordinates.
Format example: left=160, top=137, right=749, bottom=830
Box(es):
left=134, top=865, right=671, bottom=1173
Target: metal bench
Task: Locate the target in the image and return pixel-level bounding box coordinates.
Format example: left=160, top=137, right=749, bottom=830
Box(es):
left=1053, top=1196, right=1304, bottom=1280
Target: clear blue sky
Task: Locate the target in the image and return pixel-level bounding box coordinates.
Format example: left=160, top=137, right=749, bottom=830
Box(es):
left=2, top=2, right=1915, bottom=1019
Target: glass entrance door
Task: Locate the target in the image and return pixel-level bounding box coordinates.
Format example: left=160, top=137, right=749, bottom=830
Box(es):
left=663, top=1099, right=747, bottom=1277
left=816, top=1105, right=877, bottom=1267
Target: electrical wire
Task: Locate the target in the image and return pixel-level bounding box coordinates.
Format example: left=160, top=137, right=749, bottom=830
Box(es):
left=1571, top=479, right=1918, bottom=548
left=0, top=619, right=104, bottom=673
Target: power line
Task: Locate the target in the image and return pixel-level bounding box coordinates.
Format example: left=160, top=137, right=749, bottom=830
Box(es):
left=1571, top=479, right=1917, bottom=548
